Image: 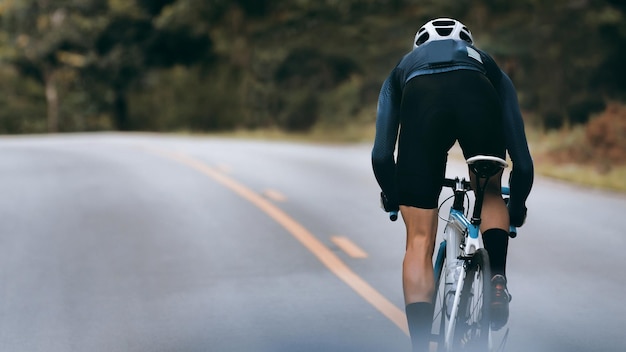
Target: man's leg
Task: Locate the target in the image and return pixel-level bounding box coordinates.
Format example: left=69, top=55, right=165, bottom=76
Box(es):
left=401, top=206, right=438, bottom=303
left=472, top=170, right=512, bottom=330
left=472, top=170, right=509, bottom=277
left=454, top=69, right=511, bottom=330
left=475, top=170, right=509, bottom=233
left=400, top=206, right=438, bottom=352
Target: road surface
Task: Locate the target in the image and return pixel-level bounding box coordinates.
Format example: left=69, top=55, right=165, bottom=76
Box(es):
left=0, top=133, right=624, bottom=352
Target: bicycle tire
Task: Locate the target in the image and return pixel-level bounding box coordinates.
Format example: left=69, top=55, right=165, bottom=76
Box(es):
left=430, top=240, right=447, bottom=350
left=453, top=248, right=492, bottom=351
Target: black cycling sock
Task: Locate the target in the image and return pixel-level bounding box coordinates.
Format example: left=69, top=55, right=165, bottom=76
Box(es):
left=405, top=302, right=434, bottom=352
left=482, top=228, right=509, bottom=277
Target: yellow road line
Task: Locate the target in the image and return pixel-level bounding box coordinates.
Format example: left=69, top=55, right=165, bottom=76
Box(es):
left=263, top=189, right=287, bottom=202
left=146, top=147, right=408, bottom=335
left=331, top=236, right=369, bottom=259
left=216, top=163, right=232, bottom=173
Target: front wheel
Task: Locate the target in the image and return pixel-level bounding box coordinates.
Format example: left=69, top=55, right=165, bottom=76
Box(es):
left=430, top=240, right=447, bottom=350
left=453, top=248, right=492, bottom=351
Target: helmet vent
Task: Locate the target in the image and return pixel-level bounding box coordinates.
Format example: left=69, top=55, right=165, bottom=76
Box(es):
left=413, top=18, right=474, bottom=49
left=416, top=33, right=430, bottom=46
left=460, top=32, right=473, bottom=44
left=433, top=20, right=456, bottom=26
left=435, top=28, right=453, bottom=36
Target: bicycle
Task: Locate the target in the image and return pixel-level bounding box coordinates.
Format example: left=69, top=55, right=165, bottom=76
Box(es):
left=389, top=155, right=516, bottom=352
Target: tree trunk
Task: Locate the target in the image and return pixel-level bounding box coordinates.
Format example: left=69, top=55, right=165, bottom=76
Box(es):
left=44, top=68, right=59, bottom=133
left=113, top=88, right=129, bottom=131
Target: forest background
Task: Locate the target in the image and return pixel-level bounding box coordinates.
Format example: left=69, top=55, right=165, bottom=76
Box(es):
left=0, top=0, right=625, bottom=189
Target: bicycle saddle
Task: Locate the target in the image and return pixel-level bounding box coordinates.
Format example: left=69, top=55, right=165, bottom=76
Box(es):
left=466, top=155, right=508, bottom=178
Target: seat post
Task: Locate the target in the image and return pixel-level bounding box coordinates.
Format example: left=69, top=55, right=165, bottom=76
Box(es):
left=465, top=155, right=508, bottom=226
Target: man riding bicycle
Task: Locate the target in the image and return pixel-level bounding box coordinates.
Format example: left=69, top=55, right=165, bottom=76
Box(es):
left=371, top=18, right=533, bottom=352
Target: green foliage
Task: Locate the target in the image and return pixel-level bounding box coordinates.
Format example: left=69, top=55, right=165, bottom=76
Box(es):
left=87, top=1, right=215, bottom=130
left=267, top=47, right=361, bottom=131
left=472, top=0, right=626, bottom=129
left=0, top=66, right=46, bottom=133
left=131, top=63, right=244, bottom=131
left=0, top=0, right=625, bottom=134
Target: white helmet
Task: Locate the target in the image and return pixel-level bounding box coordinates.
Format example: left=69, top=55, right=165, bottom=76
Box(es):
left=413, top=18, right=474, bottom=49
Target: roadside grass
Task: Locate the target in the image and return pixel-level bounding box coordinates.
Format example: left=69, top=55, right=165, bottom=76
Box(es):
left=201, top=121, right=625, bottom=193
left=207, top=122, right=377, bottom=144
left=534, top=162, right=626, bottom=192
left=527, top=126, right=626, bottom=193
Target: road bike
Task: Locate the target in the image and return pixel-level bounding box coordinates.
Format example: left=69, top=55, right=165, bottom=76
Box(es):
left=389, top=155, right=516, bottom=351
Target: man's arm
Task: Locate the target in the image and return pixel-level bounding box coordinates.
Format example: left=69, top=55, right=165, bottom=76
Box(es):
left=497, top=71, right=534, bottom=226
left=372, top=72, right=402, bottom=210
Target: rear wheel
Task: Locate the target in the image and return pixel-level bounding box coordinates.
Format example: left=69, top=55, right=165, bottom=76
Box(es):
left=453, top=248, right=492, bottom=351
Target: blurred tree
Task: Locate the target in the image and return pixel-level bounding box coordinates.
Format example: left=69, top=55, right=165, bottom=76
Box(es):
left=590, top=0, right=626, bottom=99
left=466, top=0, right=624, bottom=129
left=1, top=0, right=625, bottom=134
left=86, top=0, right=214, bottom=130
left=0, top=0, right=107, bottom=132
left=135, top=0, right=177, bottom=16
left=271, top=47, right=360, bottom=130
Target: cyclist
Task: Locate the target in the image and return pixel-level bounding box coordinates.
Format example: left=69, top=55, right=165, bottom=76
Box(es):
left=371, top=18, right=533, bottom=352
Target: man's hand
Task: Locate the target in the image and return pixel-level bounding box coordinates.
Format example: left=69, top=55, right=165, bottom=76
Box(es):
left=508, top=202, right=527, bottom=227
left=380, top=192, right=399, bottom=213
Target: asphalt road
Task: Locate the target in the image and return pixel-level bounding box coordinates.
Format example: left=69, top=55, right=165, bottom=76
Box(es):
left=0, top=133, right=624, bottom=352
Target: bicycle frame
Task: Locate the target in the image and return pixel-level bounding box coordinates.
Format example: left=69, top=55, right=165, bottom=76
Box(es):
left=448, top=209, right=480, bottom=256
left=443, top=209, right=477, bottom=347
left=447, top=186, right=516, bottom=258
left=386, top=155, right=516, bottom=352
left=441, top=183, right=515, bottom=351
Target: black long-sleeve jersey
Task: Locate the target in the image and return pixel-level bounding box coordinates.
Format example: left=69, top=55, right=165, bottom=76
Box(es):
left=372, top=39, right=533, bottom=218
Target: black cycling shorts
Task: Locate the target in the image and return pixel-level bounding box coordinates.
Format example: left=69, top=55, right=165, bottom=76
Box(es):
left=396, top=69, right=505, bottom=209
